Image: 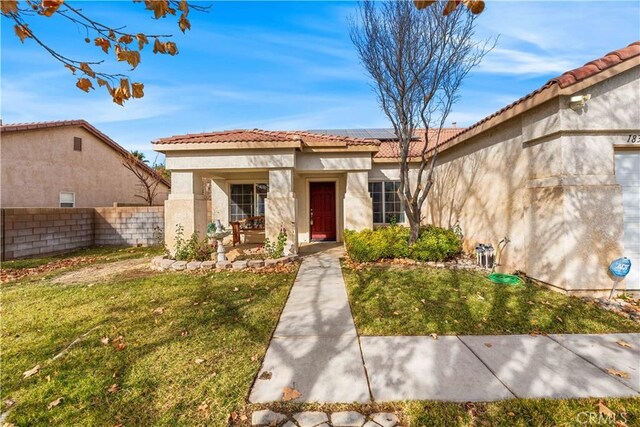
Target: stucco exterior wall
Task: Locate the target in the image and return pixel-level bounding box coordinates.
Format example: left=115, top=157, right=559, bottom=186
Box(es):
left=1, top=127, right=169, bottom=208
left=424, top=66, right=638, bottom=295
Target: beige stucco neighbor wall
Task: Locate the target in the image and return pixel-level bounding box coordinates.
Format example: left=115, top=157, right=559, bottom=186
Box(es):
left=1, top=127, right=169, bottom=208
left=425, top=66, right=639, bottom=295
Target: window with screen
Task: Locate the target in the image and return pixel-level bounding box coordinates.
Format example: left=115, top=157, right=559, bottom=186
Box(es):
left=60, top=192, right=75, bottom=208
left=368, top=181, right=405, bottom=224
left=230, top=183, right=268, bottom=221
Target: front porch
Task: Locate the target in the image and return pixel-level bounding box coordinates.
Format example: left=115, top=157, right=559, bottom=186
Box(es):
left=162, top=168, right=374, bottom=256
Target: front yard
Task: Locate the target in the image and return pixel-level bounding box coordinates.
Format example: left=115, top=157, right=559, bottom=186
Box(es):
left=1, top=249, right=297, bottom=425
left=343, top=264, right=640, bottom=336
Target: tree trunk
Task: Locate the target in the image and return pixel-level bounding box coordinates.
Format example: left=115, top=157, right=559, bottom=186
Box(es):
left=407, top=205, right=421, bottom=244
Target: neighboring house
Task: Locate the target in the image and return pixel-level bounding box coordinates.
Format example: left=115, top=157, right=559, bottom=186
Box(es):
left=154, top=42, right=639, bottom=296
left=1, top=120, right=170, bottom=208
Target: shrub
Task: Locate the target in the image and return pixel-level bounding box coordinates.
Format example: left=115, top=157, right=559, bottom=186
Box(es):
left=264, top=227, right=288, bottom=258
left=344, top=224, right=462, bottom=263
left=410, top=225, right=462, bottom=262
left=173, top=224, right=215, bottom=261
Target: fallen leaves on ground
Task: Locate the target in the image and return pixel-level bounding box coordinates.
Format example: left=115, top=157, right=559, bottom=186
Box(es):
left=598, top=400, right=615, bottom=418
left=259, top=371, right=272, bottom=380
left=484, top=343, right=492, bottom=348
left=100, top=337, right=110, bottom=345
left=107, top=384, right=119, bottom=393
left=22, top=365, right=40, bottom=379
left=430, top=333, right=438, bottom=340
left=282, top=386, right=301, bottom=401
left=1, top=256, right=102, bottom=283
left=605, top=368, right=631, bottom=379
left=197, top=398, right=211, bottom=413
left=47, top=397, right=62, bottom=410
left=616, top=340, right=633, bottom=348
left=195, top=358, right=205, bottom=364
left=153, top=307, right=165, bottom=314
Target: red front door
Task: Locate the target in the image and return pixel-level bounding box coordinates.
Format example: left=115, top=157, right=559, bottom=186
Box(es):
left=310, top=182, right=336, bottom=241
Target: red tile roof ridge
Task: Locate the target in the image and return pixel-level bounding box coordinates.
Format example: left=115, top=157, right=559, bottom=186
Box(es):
left=436, top=41, right=640, bottom=151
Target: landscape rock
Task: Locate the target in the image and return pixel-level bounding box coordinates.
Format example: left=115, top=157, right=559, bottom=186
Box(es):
left=371, top=412, right=399, bottom=427
left=232, top=260, right=248, bottom=270
left=363, top=422, right=381, bottom=427
left=171, top=261, right=187, bottom=271
left=186, top=261, right=201, bottom=271
left=331, top=411, right=366, bottom=426
left=293, top=411, right=329, bottom=427
left=264, top=259, right=279, bottom=267
left=226, top=248, right=242, bottom=262
left=201, top=261, right=215, bottom=270
left=151, top=256, right=164, bottom=267
left=248, top=259, right=265, bottom=268
left=277, top=257, right=292, bottom=264
left=281, top=422, right=297, bottom=427
left=159, top=258, right=175, bottom=270
left=252, top=409, right=288, bottom=426
left=216, top=261, right=232, bottom=269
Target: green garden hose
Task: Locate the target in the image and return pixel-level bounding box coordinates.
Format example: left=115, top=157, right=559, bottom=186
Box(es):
left=488, top=272, right=523, bottom=285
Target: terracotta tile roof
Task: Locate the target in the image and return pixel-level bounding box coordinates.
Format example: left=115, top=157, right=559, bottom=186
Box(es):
left=1, top=119, right=170, bottom=187
left=375, top=128, right=464, bottom=158
left=436, top=41, right=640, bottom=151
left=154, top=128, right=380, bottom=146
left=552, top=41, right=640, bottom=88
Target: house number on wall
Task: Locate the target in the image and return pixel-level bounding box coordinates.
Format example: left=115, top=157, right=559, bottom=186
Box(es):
left=627, top=134, right=640, bottom=143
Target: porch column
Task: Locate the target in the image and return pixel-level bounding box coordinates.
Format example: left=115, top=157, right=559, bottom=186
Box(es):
left=164, top=171, right=207, bottom=256
left=265, top=168, right=297, bottom=255
left=210, top=178, right=229, bottom=226
left=344, top=171, right=373, bottom=231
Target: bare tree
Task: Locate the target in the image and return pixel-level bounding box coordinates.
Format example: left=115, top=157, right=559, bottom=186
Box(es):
left=350, top=0, right=492, bottom=243
left=122, top=153, right=164, bottom=206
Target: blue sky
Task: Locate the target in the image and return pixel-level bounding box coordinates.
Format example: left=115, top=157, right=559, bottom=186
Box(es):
left=1, top=1, right=639, bottom=161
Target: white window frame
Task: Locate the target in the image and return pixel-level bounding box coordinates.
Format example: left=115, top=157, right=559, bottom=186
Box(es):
left=229, top=182, right=268, bottom=221
left=368, top=180, right=405, bottom=225
left=59, top=191, right=75, bottom=208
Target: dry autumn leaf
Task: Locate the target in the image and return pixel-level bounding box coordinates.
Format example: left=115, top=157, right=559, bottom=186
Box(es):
left=14, top=24, right=32, bottom=43
left=282, top=386, right=301, bottom=402
left=195, top=358, right=205, bottom=364
left=484, top=343, right=492, bottom=348
left=22, top=364, right=40, bottom=379
left=41, top=0, right=64, bottom=17
left=259, top=371, right=272, bottom=380
left=94, top=37, right=111, bottom=54
left=430, top=333, right=438, bottom=340
left=108, top=383, right=119, bottom=393
left=606, top=368, right=630, bottom=379
left=47, top=397, right=63, bottom=410
left=153, top=307, right=165, bottom=314
left=136, top=33, right=149, bottom=50
left=1, top=0, right=18, bottom=14
left=616, top=340, right=633, bottom=349
left=197, top=398, right=210, bottom=412
left=100, top=336, right=110, bottom=345
left=598, top=400, right=616, bottom=418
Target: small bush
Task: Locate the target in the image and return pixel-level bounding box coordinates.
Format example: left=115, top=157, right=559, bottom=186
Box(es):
left=344, top=224, right=461, bottom=263
left=173, top=224, right=215, bottom=261
left=409, top=225, right=462, bottom=262
left=264, top=227, right=288, bottom=258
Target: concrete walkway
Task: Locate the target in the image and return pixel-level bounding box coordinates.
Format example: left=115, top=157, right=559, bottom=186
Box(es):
left=250, top=245, right=640, bottom=403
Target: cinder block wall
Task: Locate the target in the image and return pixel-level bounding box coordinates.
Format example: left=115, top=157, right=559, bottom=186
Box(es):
left=94, top=207, right=164, bottom=246
left=0, top=207, right=164, bottom=260
left=1, top=208, right=94, bottom=259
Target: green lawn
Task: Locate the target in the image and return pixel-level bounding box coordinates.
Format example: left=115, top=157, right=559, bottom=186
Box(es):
left=1, top=250, right=297, bottom=426
left=343, top=264, right=640, bottom=336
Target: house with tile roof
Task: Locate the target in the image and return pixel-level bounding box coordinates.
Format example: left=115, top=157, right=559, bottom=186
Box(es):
left=155, top=42, right=639, bottom=296
left=1, top=120, right=170, bottom=208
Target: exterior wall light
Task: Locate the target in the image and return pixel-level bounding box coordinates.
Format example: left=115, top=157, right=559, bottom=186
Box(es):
left=569, top=94, right=591, bottom=110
